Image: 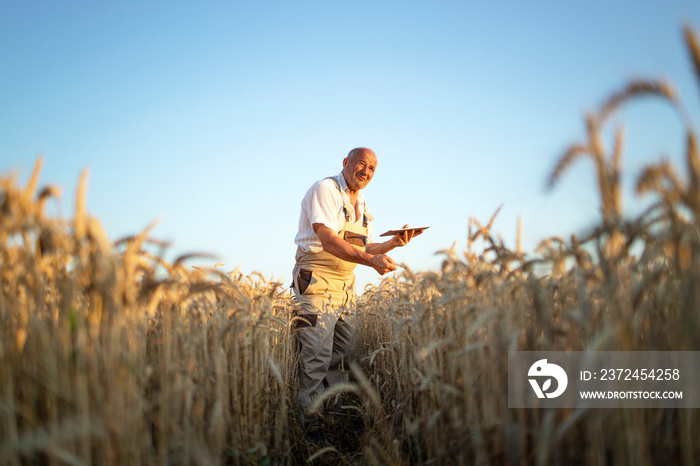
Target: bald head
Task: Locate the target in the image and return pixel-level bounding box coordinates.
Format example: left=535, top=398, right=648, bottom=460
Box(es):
left=346, top=147, right=376, bottom=162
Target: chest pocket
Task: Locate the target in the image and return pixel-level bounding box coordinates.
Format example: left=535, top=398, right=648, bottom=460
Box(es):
left=325, top=176, right=373, bottom=247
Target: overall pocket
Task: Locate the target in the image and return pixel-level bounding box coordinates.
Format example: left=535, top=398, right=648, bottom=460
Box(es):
left=297, top=268, right=313, bottom=295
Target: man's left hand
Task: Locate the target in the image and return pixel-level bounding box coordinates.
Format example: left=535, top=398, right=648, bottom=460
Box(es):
left=390, top=224, right=424, bottom=248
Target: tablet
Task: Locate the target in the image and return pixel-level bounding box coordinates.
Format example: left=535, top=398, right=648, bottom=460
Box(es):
left=379, top=226, right=430, bottom=237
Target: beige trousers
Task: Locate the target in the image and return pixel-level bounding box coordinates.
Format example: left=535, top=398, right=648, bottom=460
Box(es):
left=292, top=246, right=358, bottom=412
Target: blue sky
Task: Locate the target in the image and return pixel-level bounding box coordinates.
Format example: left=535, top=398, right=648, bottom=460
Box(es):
left=2, top=1, right=700, bottom=291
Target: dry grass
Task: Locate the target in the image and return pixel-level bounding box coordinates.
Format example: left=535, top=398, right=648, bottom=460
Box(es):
left=2, top=24, right=700, bottom=466
left=0, top=160, right=298, bottom=465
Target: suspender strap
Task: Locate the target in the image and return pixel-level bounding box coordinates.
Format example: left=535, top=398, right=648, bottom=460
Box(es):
left=325, top=176, right=352, bottom=221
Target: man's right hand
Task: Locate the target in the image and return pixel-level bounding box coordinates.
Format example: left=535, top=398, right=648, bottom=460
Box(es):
left=313, top=223, right=399, bottom=274
left=370, top=254, right=398, bottom=275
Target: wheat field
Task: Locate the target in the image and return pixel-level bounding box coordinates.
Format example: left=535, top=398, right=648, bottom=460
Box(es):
left=2, top=26, right=700, bottom=466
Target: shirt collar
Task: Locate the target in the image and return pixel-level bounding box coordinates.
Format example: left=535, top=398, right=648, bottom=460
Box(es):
left=337, top=171, right=364, bottom=203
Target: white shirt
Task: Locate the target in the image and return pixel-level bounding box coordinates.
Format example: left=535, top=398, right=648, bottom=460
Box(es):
left=294, top=172, right=374, bottom=253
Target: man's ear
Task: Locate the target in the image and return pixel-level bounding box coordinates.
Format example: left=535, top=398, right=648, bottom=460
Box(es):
left=342, top=157, right=348, bottom=168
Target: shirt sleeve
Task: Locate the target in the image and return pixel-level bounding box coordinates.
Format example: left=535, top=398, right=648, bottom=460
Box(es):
left=304, top=180, right=342, bottom=233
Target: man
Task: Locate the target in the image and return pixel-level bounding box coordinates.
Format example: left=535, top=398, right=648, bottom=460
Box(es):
left=292, top=147, right=422, bottom=429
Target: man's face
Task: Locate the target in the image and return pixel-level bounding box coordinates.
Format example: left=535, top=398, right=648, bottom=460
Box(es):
left=342, top=150, right=377, bottom=192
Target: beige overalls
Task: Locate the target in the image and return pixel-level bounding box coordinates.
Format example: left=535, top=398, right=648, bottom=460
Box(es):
left=292, top=176, right=373, bottom=413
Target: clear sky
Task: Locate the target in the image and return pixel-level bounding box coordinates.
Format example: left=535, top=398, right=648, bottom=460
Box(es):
left=2, top=1, right=700, bottom=292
